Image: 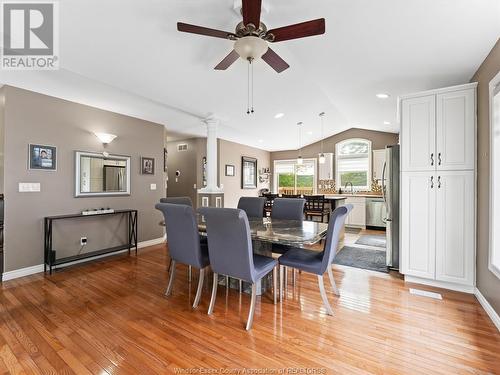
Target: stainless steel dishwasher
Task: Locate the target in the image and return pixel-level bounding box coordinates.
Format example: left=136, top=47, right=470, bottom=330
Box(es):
left=366, top=197, right=386, bottom=228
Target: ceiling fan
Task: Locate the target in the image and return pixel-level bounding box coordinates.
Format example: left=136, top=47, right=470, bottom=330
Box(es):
left=177, top=0, right=326, bottom=73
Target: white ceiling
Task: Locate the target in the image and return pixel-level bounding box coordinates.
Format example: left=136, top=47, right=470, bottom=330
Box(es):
left=1, top=0, right=499, bottom=151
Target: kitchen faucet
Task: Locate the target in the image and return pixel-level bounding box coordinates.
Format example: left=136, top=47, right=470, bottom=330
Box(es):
left=344, top=181, right=354, bottom=194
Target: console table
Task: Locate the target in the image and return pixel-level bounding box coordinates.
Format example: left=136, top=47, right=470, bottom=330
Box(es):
left=44, top=209, right=138, bottom=274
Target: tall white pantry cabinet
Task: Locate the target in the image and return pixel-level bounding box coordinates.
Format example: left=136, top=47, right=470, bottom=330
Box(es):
left=399, top=83, right=477, bottom=292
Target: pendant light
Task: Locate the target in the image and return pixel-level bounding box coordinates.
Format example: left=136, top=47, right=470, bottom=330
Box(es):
left=297, top=122, right=303, bottom=165
left=318, top=112, right=326, bottom=164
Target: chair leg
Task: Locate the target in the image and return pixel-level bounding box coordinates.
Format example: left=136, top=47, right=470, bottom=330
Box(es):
left=246, top=283, right=257, bottom=331
left=167, top=258, right=172, bottom=273
left=188, top=265, right=192, bottom=283
left=318, top=275, right=334, bottom=316
left=239, top=279, right=243, bottom=294
left=327, top=266, right=339, bottom=296
left=225, top=275, right=230, bottom=289
left=192, top=267, right=205, bottom=309
left=292, top=268, right=297, bottom=286
left=284, top=266, right=288, bottom=288
left=273, top=266, right=277, bottom=304
left=165, top=260, right=176, bottom=296
left=279, top=265, right=284, bottom=301
left=208, top=272, right=218, bottom=315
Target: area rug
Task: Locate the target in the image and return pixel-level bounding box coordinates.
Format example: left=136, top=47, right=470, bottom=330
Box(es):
left=345, top=227, right=362, bottom=234
left=355, top=234, right=386, bottom=248
left=333, top=246, right=388, bottom=273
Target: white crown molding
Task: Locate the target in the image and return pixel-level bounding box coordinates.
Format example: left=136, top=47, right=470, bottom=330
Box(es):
left=475, top=288, right=500, bottom=332
left=2, top=237, right=166, bottom=282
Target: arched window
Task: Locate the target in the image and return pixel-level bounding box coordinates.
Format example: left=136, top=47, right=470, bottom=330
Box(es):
left=335, top=138, right=372, bottom=191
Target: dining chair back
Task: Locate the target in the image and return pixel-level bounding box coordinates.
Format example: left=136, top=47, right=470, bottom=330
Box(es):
left=160, top=196, right=193, bottom=206
left=271, top=198, right=305, bottom=221
left=304, top=195, right=328, bottom=222
left=237, top=197, right=266, bottom=219
left=320, top=204, right=353, bottom=273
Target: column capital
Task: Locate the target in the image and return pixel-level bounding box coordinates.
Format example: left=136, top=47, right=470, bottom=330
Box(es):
left=202, top=113, right=220, bottom=128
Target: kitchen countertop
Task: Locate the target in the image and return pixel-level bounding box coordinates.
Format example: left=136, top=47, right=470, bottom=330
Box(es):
left=324, top=193, right=384, bottom=199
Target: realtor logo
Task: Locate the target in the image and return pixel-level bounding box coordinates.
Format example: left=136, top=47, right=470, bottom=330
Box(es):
left=1, top=1, right=59, bottom=70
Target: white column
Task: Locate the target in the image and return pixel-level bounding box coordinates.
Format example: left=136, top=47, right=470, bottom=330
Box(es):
left=199, top=116, right=223, bottom=193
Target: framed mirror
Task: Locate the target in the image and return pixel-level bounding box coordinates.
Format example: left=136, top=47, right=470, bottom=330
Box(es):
left=75, top=151, right=131, bottom=197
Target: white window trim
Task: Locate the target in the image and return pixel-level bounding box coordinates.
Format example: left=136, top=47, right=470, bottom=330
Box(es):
left=273, top=158, right=317, bottom=195
left=489, top=70, right=500, bottom=280
left=335, top=138, right=372, bottom=191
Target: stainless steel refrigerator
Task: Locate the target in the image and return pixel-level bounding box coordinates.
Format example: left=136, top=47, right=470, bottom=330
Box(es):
left=382, top=145, right=400, bottom=270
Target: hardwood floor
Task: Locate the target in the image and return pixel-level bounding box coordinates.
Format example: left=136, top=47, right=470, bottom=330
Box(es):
left=0, top=245, right=499, bottom=374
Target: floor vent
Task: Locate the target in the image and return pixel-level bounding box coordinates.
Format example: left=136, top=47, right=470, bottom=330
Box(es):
left=409, top=288, right=443, bottom=300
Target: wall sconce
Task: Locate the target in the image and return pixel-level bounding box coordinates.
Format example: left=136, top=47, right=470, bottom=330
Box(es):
left=94, top=132, right=117, bottom=144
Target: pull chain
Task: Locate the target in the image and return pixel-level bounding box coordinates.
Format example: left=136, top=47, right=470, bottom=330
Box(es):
left=251, top=58, right=254, bottom=114
left=247, top=60, right=250, bottom=114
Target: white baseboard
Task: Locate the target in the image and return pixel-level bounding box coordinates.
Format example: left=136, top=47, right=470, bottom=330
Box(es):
left=474, top=288, right=500, bottom=332
left=404, top=275, right=475, bottom=294
left=1, top=237, right=165, bottom=282
left=2, top=264, right=45, bottom=281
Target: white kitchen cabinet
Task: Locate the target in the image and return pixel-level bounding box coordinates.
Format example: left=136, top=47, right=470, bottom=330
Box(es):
left=401, top=95, right=436, bottom=172
left=401, top=172, right=436, bottom=279
left=318, top=153, right=334, bottom=180
left=345, top=196, right=366, bottom=227
left=400, top=84, right=475, bottom=173
left=372, top=149, right=386, bottom=181
left=436, top=89, right=475, bottom=171
left=400, top=83, right=476, bottom=291
left=435, top=171, right=475, bottom=285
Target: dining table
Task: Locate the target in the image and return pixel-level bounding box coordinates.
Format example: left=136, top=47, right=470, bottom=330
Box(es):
left=160, top=215, right=329, bottom=295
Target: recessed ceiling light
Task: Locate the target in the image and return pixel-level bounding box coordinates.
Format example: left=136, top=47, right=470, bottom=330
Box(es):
left=383, top=121, right=391, bottom=125
left=258, top=139, right=264, bottom=143
left=307, top=131, right=313, bottom=135
left=274, top=113, right=285, bottom=119
left=376, top=93, right=390, bottom=99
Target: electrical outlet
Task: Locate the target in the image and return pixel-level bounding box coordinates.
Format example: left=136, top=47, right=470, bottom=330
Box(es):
left=80, top=237, right=87, bottom=246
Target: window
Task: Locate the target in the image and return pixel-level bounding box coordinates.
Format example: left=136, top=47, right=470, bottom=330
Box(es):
left=335, top=139, right=372, bottom=190
left=490, top=72, right=500, bottom=279
left=274, top=159, right=316, bottom=196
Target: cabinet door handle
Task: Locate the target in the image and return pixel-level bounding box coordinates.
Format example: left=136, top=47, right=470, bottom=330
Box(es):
left=430, top=176, right=434, bottom=189
left=430, top=153, right=434, bottom=166
left=438, top=176, right=441, bottom=189
left=438, top=153, right=442, bottom=166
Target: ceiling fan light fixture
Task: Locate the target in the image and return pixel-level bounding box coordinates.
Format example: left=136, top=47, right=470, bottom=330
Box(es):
left=234, top=36, right=268, bottom=60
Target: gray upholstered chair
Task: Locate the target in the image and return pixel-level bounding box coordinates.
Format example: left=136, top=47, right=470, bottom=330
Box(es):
left=278, top=205, right=353, bottom=315
left=271, top=198, right=305, bottom=221
left=160, top=196, right=193, bottom=206
left=237, top=197, right=266, bottom=218
left=199, top=207, right=278, bottom=330
left=155, top=203, right=210, bottom=308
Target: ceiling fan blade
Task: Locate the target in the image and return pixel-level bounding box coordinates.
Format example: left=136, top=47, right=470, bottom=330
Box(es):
left=177, top=22, right=234, bottom=39
left=242, top=0, right=262, bottom=28
left=261, top=48, right=289, bottom=73
left=214, top=50, right=240, bottom=70
left=267, top=18, right=325, bottom=42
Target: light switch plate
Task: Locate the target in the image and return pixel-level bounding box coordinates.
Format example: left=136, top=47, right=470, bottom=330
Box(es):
left=19, top=182, right=41, bottom=192
left=150, top=183, right=157, bottom=191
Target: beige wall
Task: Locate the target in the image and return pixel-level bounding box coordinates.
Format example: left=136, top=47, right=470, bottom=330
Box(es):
left=166, top=137, right=206, bottom=206
left=471, top=39, right=500, bottom=315
left=270, top=128, right=399, bottom=190
left=219, top=139, right=271, bottom=208
left=2, top=86, right=165, bottom=272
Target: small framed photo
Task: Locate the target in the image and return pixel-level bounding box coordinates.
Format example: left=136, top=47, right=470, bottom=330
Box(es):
left=141, top=157, right=155, bottom=175
left=29, top=144, right=57, bottom=171
left=225, top=164, right=235, bottom=177
left=163, top=148, right=168, bottom=172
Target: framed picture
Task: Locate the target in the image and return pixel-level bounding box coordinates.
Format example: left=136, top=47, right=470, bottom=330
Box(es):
left=141, top=157, right=155, bottom=175
left=163, top=148, right=168, bottom=172
left=241, top=156, right=257, bottom=189
left=225, top=164, right=235, bottom=177
left=29, top=144, right=57, bottom=171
